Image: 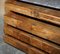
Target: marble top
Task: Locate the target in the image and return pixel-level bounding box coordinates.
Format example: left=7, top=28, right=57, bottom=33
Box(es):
left=21, top=0, right=60, bottom=9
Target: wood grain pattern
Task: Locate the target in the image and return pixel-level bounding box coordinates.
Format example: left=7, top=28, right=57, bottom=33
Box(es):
left=4, top=35, right=46, bottom=54
left=4, top=12, right=60, bottom=45
left=4, top=0, right=60, bottom=54
left=4, top=24, right=60, bottom=54
left=5, top=1, right=60, bottom=25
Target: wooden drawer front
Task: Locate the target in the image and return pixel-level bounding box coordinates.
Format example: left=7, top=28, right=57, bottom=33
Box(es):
left=4, top=24, right=60, bottom=54
left=4, top=0, right=60, bottom=54
left=4, top=35, right=46, bottom=54
left=4, top=12, right=60, bottom=45
left=5, top=1, right=60, bottom=25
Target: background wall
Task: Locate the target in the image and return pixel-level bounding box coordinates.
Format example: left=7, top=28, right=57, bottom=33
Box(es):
left=0, top=0, right=5, bottom=36
left=0, top=0, right=25, bottom=54
left=0, top=0, right=5, bottom=17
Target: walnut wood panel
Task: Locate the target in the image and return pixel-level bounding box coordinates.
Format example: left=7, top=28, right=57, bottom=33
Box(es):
left=4, top=12, right=60, bottom=45
left=5, top=1, right=60, bottom=25
left=4, top=24, right=60, bottom=54
left=4, top=35, right=46, bottom=54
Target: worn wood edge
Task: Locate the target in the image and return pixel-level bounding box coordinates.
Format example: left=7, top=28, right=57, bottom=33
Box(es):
left=4, top=34, right=46, bottom=54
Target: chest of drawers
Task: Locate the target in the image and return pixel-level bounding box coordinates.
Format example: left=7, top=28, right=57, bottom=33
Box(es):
left=4, top=0, right=60, bottom=54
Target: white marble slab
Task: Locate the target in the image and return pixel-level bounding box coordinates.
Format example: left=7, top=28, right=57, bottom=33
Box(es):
left=20, top=0, right=60, bottom=9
